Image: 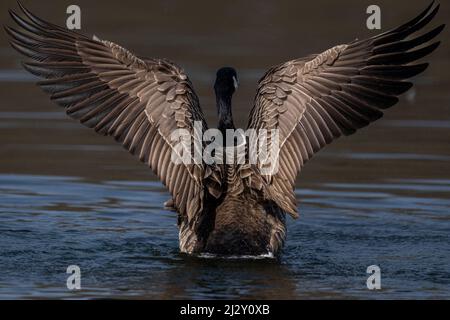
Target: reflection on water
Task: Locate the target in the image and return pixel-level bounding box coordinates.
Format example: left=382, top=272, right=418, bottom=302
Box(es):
left=0, top=174, right=449, bottom=299
left=0, top=0, right=449, bottom=299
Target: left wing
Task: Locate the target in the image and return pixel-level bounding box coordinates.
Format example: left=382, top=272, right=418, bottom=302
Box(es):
left=5, top=3, right=223, bottom=233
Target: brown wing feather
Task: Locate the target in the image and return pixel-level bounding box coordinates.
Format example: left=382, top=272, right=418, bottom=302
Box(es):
left=247, top=2, right=444, bottom=217
left=5, top=3, right=223, bottom=226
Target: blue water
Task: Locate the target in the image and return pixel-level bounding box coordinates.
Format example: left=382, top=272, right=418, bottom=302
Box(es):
left=0, top=174, right=448, bottom=299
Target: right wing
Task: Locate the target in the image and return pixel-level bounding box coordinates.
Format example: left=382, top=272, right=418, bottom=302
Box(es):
left=246, top=2, right=444, bottom=217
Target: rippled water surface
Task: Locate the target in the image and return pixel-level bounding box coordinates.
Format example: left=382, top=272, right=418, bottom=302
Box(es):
left=0, top=0, right=449, bottom=299
left=0, top=174, right=449, bottom=299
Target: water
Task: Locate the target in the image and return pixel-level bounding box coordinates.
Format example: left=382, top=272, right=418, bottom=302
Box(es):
left=0, top=174, right=448, bottom=299
left=0, top=0, right=449, bottom=299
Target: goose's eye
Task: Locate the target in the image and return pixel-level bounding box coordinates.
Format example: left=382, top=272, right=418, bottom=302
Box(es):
left=233, top=76, right=239, bottom=89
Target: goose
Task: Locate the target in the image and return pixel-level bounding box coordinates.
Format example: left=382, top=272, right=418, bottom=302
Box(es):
left=5, top=2, right=444, bottom=258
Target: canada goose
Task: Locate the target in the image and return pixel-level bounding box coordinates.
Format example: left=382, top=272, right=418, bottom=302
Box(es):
left=5, top=2, right=444, bottom=258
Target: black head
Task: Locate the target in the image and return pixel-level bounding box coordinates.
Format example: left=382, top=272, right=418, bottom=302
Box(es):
left=214, top=67, right=239, bottom=96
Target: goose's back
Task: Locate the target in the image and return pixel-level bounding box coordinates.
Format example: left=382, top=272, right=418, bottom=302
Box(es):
left=204, top=192, right=286, bottom=256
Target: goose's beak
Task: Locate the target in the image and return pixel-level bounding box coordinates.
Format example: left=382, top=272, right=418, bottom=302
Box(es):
left=233, top=76, right=239, bottom=89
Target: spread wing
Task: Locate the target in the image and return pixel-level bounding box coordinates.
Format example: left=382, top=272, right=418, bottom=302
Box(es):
left=246, top=2, right=444, bottom=216
left=5, top=3, right=223, bottom=225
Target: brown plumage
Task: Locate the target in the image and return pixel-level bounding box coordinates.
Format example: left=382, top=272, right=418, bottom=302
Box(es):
left=5, top=1, right=444, bottom=258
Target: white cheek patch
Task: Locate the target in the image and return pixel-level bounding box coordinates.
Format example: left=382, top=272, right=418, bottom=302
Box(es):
left=233, top=76, right=239, bottom=89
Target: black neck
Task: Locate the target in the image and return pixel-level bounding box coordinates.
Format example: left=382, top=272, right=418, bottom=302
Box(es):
left=216, top=93, right=235, bottom=134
